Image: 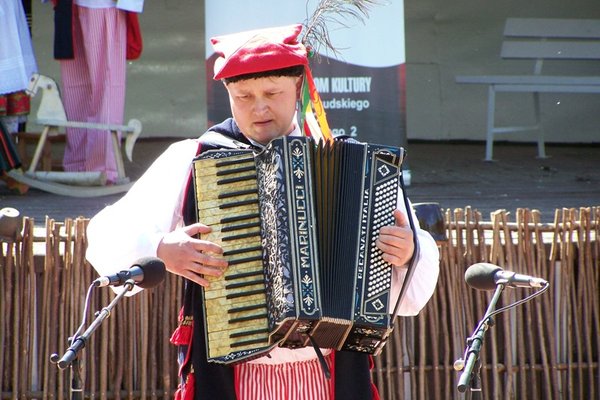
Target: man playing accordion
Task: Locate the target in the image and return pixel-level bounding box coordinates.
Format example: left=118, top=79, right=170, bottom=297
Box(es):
left=86, top=23, right=440, bottom=400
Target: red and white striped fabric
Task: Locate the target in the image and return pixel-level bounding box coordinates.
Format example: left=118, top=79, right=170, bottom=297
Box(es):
left=234, top=354, right=333, bottom=400
left=59, top=5, right=127, bottom=183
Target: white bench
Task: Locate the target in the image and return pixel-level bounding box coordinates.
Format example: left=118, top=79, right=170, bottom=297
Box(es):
left=456, top=18, right=600, bottom=161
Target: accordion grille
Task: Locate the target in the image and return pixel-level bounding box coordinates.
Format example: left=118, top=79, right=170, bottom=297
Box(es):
left=194, top=152, right=270, bottom=359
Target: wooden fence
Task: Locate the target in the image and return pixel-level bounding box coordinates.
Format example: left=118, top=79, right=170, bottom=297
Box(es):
left=0, top=207, right=598, bottom=399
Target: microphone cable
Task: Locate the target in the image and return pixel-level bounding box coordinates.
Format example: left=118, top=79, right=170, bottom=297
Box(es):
left=71, top=283, right=97, bottom=346
left=459, top=281, right=550, bottom=362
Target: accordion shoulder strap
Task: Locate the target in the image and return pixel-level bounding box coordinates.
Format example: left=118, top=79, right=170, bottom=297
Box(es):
left=200, top=130, right=254, bottom=150
left=391, top=167, right=421, bottom=318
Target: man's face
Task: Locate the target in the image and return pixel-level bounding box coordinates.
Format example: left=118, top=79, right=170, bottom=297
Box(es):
left=225, top=75, right=302, bottom=145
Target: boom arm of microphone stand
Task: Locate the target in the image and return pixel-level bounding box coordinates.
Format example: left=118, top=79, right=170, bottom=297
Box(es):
left=457, top=283, right=505, bottom=395
left=54, top=280, right=135, bottom=369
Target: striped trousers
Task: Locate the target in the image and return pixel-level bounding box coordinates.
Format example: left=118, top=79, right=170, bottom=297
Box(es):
left=234, top=354, right=333, bottom=400
left=59, top=5, right=126, bottom=183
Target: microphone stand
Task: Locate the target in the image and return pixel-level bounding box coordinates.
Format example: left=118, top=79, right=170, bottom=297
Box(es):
left=456, top=283, right=505, bottom=398
left=51, top=280, right=135, bottom=400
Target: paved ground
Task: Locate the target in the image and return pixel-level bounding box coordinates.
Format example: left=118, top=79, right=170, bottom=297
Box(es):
left=406, top=141, right=600, bottom=221
left=2, top=139, right=599, bottom=224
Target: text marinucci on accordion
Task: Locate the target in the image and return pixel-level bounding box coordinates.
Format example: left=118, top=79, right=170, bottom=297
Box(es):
left=193, top=136, right=410, bottom=364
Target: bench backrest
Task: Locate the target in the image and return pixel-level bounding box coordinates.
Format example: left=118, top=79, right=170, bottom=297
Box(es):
left=500, top=18, right=600, bottom=73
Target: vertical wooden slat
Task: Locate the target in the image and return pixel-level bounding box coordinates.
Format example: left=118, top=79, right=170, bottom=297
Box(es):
left=1, top=229, right=16, bottom=399
left=41, top=216, right=52, bottom=400
left=161, top=274, right=174, bottom=398
left=559, top=208, right=572, bottom=399
left=13, top=218, right=29, bottom=400
left=405, top=317, right=417, bottom=400
left=392, top=319, right=403, bottom=400
left=150, top=289, right=159, bottom=400
left=111, top=301, right=123, bottom=400
left=417, top=310, right=426, bottom=400
left=531, top=210, right=554, bottom=400
left=127, top=296, right=135, bottom=400
left=568, top=208, right=585, bottom=399
left=1, top=236, right=13, bottom=398
left=0, top=240, right=4, bottom=395
left=521, top=211, right=533, bottom=399
left=454, top=208, right=465, bottom=274
left=374, top=341, right=385, bottom=398
left=585, top=207, right=600, bottom=398
left=140, top=294, right=149, bottom=400
left=593, top=207, right=600, bottom=400
left=435, top=242, right=450, bottom=399
left=464, top=207, right=475, bottom=267
left=529, top=209, right=541, bottom=400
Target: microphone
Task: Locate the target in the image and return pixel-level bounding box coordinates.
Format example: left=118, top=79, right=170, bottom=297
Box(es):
left=93, top=257, right=166, bottom=289
left=465, top=263, right=548, bottom=290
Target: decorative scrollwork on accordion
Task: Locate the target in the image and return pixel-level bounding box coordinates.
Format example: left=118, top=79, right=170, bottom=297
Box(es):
left=193, top=136, right=406, bottom=364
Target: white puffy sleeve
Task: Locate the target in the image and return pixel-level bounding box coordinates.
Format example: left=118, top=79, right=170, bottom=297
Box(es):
left=389, top=191, right=440, bottom=316
left=85, top=139, right=199, bottom=294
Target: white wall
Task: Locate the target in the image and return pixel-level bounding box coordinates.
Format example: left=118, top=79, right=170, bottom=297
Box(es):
left=405, top=0, right=600, bottom=143
left=31, top=0, right=600, bottom=143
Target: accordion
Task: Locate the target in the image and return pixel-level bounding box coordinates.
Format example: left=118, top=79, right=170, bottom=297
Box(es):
left=193, top=136, right=410, bottom=364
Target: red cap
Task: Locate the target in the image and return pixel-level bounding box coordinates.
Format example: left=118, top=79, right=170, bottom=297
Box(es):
left=210, top=24, right=308, bottom=80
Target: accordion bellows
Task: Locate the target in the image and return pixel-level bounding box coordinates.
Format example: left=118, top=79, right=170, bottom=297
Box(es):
left=193, top=136, right=406, bottom=364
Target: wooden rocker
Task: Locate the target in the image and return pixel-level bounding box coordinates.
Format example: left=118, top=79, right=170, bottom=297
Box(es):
left=7, top=73, right=142, bottom=197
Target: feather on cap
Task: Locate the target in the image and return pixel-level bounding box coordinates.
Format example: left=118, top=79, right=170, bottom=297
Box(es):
left=211, top=24, right=308, bottom=80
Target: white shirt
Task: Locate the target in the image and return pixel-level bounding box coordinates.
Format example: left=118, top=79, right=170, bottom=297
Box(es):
left=86, top=135, right=440, bottom=365
left=0, top=0, right=38, bottom=95
left=75, top=0, right=144, bottom=12
left=75, top=0, right=116, bottom=9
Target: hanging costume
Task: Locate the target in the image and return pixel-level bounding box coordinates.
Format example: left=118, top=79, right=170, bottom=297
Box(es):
left=0, top=0, right=37, bottom=193
left=51, top=0, right=142, bottom=183
left=0, top=0, right=37, bottom=134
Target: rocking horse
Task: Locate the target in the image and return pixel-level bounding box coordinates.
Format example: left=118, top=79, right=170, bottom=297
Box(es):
left=7, top=73, right=142, bottom=197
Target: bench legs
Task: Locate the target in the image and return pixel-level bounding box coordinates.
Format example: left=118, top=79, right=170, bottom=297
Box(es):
left=533, top=92, right=546, bottom=159
left=111, top=129, right=127, bottom=183
left=485, top=86, right=496, bottom=161
left=485, top=86, right=547, bottom=161
left=27, top=125, right=54, bottom=173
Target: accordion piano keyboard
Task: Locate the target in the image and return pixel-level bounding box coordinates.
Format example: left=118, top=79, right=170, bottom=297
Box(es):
left=194, top=153, right=270, bottom=359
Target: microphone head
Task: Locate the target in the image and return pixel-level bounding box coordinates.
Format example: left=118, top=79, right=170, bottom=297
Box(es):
left=134, top=257, right=167, bottom=289
left=465, top=263, right=502, bottom=290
